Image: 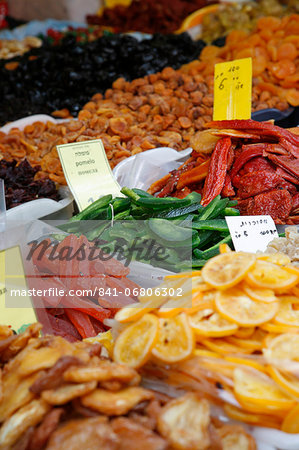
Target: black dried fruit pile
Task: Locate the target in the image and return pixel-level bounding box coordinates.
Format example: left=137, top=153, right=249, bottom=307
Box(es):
left=0, top=159, right=59, bottom=209
left=0, top=33, right=206, bottom=126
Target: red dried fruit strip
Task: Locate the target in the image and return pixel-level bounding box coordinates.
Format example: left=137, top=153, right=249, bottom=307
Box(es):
left=229, top=144, right=265, bottom=180
left=65, top=309, right=97, bottom=339
left=207, top=119, right=299, bottom=146
left=201, top=137, right=232, bottom=206
left=61, top=294, right=111, bottom=323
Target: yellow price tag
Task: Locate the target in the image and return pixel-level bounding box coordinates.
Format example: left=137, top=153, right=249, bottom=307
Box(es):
left=57, top=139, right=122, bottom=211
left=213, top=57, right=252, bottom=121
left=0, top=246, right=36, bottom=331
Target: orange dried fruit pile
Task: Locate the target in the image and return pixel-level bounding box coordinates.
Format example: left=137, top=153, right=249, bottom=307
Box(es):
left=113, top=249, right=299, bottom=431
left=181, top=14, right=299, bottom=107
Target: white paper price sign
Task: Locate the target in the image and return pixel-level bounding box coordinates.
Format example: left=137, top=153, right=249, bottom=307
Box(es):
left=225, top=215, right=279, bottom=253
left=57, top=139, right=122, bottom=211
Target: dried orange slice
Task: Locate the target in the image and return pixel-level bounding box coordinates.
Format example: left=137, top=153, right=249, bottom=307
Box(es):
left=201, top=252, right=256, bottom=290
left=246, top=260, right=298, bottom=292
left=263, top=333, right=299, bottom=369
left=152, top=313, right=194, bottom=363
left=224, top=404, right=282, bottom=429
left=215, top=288, right=278, bottom=327
left=115, top=301, right=159, bottom=323
left=282, top=404, right=299, bottom=433
left=202, top=338, right=253, bottom=355
left=234, top=327, right=255, bottom=339
left=243, top=284, right=277, bottom=303
left=157, top=296, right=193, bottom=318
left=234, top=368, right=295, bottom=413
left=260, top=323, right=299, bottom=334
left=268, top=366, right=299, bottom=398
left=113, top=313, right=158, bottom=368
left=193, top=348, right=220, bottom=358
left=189, top=309, right=238, bottom=337
left=285, top=265, right=299, bottom=277
left=225, top=356, right=266, bottom=373
left=274, top=300, right=299, bottom=327
left=257, top=253, right=291, bottom=266
left=225, top=336, right=262, bottom=352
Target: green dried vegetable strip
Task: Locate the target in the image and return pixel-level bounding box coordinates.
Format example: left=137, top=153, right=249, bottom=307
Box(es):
left=192, top=219, right=228, bottom=232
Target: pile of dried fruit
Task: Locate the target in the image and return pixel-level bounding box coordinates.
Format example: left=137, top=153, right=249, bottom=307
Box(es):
left=87, top=0, right=217, bottom=34
left=0, top=36, right=42, bottom=59
left=112, top=248, right=299, bottom=432
left=200, top=0, right=299, bottom=43
left=0, top=322, right=256, bottom=449
left=183, top=14, right=299, bottom=107
left=27, top=233, right=140, bottom=340
left=0, top=158, right=58, bottom=209
left=151, top=120, right=299, bottom=224
left=267, top=226, right=299, bottom=266
left=0, top=33, right=206, bottom=125
left=0, top=63, right=290, bottom=186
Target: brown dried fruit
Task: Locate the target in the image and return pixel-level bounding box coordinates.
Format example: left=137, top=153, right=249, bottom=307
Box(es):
left=157, top=393, right=211, bottom=450
left=81, top=387, right=154, bottom=416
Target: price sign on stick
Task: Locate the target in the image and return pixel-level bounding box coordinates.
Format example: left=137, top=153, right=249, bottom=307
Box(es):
left=0, top=246, right=36, bottom=331
left=57, top=139, right=122, bottom=211
left=225, top=215, right=279, bottom=253
left=213, top=57, right=252, bottom=121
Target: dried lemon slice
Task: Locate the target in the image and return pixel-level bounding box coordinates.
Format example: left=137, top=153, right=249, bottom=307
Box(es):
left=246, top=260, right=298, bottom=292
left=224, top=404, right=282, bottom=429
left=282, top=404, right=299, bottom=433
left=260, top=323, right=299, bottom=334
left=234, top=327, right=255, bottom=339
left=257, top=253, right=291, bottom=265
left=113, top=313, right=158, bottom=368
left=189, top=310, right=238, bottom=337
left=268, top=366, right=299, bottom=398
left=201, top=252, right=256, bottom=290
left=233, top=368, right=295, bottom=412
left=152, top=313, right=194, bottom=363
left=274, top=300, right=299, bottom=327
left=215, top=288, right=278, bottom=327
left=243, top=284, right=277, bottom=303
left=263, top=333, right=299, bottom=369
left=115, top=301, right=160, bottom=323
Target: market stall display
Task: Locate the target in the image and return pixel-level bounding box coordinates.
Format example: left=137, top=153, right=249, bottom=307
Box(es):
left=0, top=323, right=256, bottom=449
left=0, top=32, right=206, bottom=124
left=149, top=120, right=299, bottom=224
left=0, top=3, right=299, bottom=448
left=87, top=0, right=218, bottom=34
left=199, top=0, right=299, bottom=43
left=112, top=249, right=299, bottom=435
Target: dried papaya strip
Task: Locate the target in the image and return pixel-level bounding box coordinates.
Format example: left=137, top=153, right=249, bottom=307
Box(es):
left=230, top=144, right=266, bottom=180
left=147, top=173, right=172, bottom=195
left=201, top=137, right=231, bottom=207
left=176, top=159, right=210, bottom=190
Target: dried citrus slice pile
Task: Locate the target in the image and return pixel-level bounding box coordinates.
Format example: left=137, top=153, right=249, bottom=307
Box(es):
left=112, top=250, right=299, bottom=431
